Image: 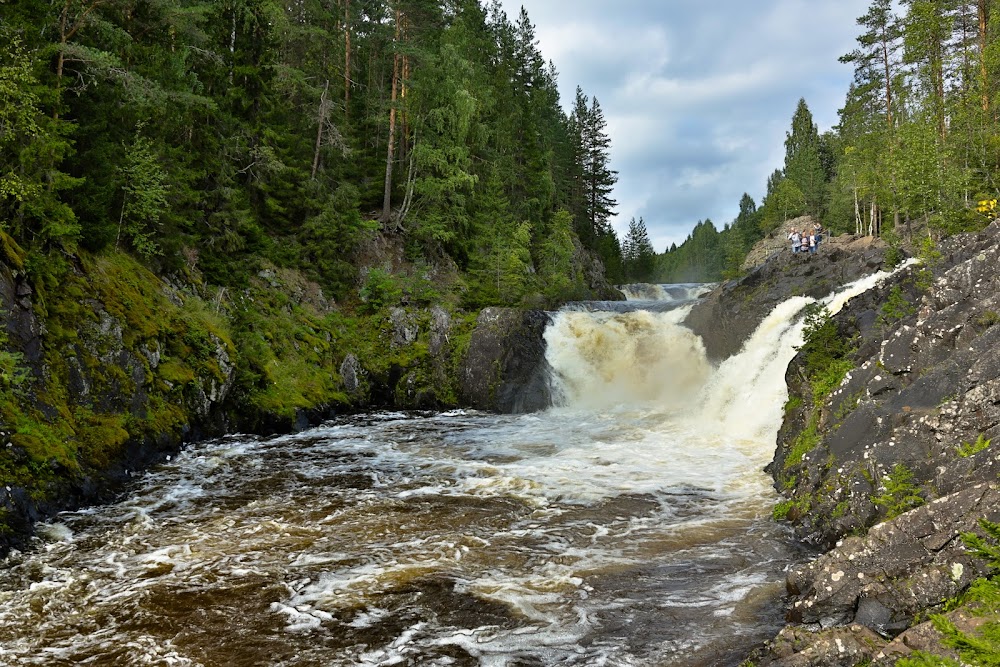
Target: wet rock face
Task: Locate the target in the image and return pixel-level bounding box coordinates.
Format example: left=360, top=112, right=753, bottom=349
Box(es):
left=459, top=308, right=552, bottom=413
left=684, top=234, right=888, bottom=362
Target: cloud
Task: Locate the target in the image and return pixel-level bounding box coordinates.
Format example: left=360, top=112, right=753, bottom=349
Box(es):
left=500, top=0, right=872, bottom=249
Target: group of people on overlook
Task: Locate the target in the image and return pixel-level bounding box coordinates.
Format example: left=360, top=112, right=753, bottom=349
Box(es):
left=787, top=224, right=823, bottom=254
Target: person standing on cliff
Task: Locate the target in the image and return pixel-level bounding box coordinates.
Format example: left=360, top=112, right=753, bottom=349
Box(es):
left=788, top=228, right=801, bottom=253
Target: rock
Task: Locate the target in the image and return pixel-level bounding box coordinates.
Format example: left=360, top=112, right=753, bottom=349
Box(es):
left=390, top=307, right=419, bottom=347
left=752, top=623, right=886, bottom=666
left=428, top=306, right=451, bottom=357
left=459, top=308, right=552, bottom=413
left=340, top=353, right=366, bottom=398
left=772, top=220, right=1000, bottom=548
left=785, top=484, right=999, bottom=634
left=684, top=228, right=889, bottom=361
left=874, top=607, right=990, bottom=664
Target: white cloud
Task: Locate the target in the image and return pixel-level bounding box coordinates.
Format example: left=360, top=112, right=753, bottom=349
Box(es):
left=500, top=0, right=872, bottom=249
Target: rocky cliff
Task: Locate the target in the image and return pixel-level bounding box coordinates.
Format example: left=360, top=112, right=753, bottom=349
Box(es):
left=747, top=220, right=1000, bottom=665
left=684, top=225, right=889, bottom=362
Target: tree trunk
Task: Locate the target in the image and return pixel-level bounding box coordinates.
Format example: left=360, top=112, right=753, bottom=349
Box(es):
left=980, top=0, right=990, bottom=114
left=381, top=9, right=402, bottom=226
left=881, top=39, right=894, bottom=128
left=311, top=80, right=330, bottom=180
left=854, top=186, right=862, bottom=236
left=344, top=0, right=351, bottom=119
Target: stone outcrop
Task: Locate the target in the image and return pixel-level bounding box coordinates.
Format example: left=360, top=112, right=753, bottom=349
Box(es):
left=458, top=307, right=552, bottom=413
left=0, top=256, right=239, bottom=555
left=784, top=484, right=999, bottom=632
left=684, top=230, right=889, bottom=361
left=753, top=219, right=1000, bottom=664
left=0, top=247, right=562, bottom=555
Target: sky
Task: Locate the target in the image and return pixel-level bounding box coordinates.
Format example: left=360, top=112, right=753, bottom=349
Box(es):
left=498, top=0, right=873, bottom=252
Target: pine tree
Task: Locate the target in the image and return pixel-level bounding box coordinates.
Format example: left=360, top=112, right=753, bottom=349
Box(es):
left=840, top=0, right=905, bottom=129
left=623, top=216, right=655, bottom=281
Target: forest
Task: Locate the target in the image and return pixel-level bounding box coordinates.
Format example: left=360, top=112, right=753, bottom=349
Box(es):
left=655, top=0, right=1000, bottom=283
left=0, top=0, right=623, bottom=309
left=3, top=1, right=1000, bottom=303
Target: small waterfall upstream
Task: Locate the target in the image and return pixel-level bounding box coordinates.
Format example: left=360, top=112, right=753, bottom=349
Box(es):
left=0, top=273, right=899, bottom=666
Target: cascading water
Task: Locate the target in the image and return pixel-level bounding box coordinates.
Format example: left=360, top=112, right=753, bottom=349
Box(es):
left=0, top=273, right=899, bottom=666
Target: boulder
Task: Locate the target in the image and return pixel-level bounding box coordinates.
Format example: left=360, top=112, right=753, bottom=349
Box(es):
left=459, top=308, right=552, bottom=413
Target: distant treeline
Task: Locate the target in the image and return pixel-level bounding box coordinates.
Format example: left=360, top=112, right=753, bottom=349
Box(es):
left=0, top=0, right=622, bottom=306
left=653, top=0, right=1000, bottom=284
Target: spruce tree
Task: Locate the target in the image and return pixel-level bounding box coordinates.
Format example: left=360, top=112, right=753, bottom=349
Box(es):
left=784, top=98, right=827, bottom=219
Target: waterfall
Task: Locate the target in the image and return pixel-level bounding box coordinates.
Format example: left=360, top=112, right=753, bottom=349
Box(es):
left=618, top=283, right=715, bottom=302
left=545, top=269, right=903, bottom=445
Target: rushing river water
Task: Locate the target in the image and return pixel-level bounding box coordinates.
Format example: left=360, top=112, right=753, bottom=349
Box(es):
left=0, top=278, right=896, bottom=666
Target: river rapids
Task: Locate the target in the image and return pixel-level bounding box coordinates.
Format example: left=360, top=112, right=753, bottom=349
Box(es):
left=0, top=275, right=897, bottom=666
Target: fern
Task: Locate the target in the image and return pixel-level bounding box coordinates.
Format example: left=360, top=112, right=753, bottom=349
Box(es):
left=963, top=519, right=1000, bottom=572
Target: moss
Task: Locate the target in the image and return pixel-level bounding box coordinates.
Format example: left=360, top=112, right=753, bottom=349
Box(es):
left=976, top=311, right=1000, bottom=329
left=785, top=412, right=821, bottom=470
left=10, top=409, right=77, bottom=473
left=0, top=231, right=26, bottom=272
left=772, top=500, right=794, bottom=521
left=74, top=409, right=130, bottom=469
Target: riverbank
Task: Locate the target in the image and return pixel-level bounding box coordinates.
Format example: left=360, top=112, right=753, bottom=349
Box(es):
left=0, top=236, right=589, bottom=556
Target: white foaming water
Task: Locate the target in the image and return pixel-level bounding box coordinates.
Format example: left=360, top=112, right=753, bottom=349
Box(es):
left=545, top=306, right=711, bottom=411
left=0, top=271, right=904, bottom=666
left=618, top=283, right=713, bottom=302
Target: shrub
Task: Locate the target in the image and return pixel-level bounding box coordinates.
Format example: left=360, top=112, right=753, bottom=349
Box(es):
left=956, top=434, right=992, bottom=458
left=359, top=268, right=402, bottom=312
left=872, top=464, right=924, bottom=519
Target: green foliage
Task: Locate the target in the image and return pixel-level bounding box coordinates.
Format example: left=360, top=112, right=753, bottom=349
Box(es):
left=799, top=303, right=855, bottom=392
left=760, top=177, right=807, bottom=232
left=622, top=216, right=656, bottom=281
left=963, top=519, right=1000, bottom=573
left=772, top=500, right=794, bottom=521
left=116, top=132, right=169, bottom=257
left=960, top=578, right=1000, bottom=612
left=882, top=229, right=905, bottom=269
left=0, top=327, right=29, bottom=395
left=957, top=434, right=993, bottom=458
left=896, top=652, right=960, bottom=667
left=783, top=98, right=828, bottom=218
left=785, top=413, right=821, bottom=469
left=658, top=219, right=725, bottom=283
left=922, top=614, right=1000, bottom=667
left=536, top=210, right=579, bottom=303
left=878, top=285, right=918, bottom=327
left=872, top=463, right=925, bottom=519
left=359, top=268, right=403, bottom=313
left=976, top=311, right=1000, bottom=329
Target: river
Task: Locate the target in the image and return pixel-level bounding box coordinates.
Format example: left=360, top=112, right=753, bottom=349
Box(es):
left=0, top=278, right=892, bottom=666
